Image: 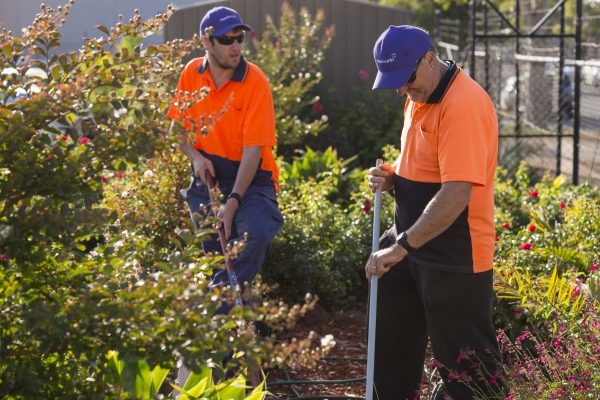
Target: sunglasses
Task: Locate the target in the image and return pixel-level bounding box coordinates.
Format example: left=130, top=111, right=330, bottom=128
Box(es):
left=405, top=56, right=423, bottom=86
left=211, top=31, right=245, bottom=46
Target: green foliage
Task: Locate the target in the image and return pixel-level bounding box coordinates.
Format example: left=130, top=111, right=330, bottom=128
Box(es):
left=279, top=146, right=365, bottom=206
left=0, top=4, right=325, bottom=398
left=305, top=79, right=404, bottom=169
left=245, top=2, right=334, bottom=148
left=261, top=168, right=395, bottom=310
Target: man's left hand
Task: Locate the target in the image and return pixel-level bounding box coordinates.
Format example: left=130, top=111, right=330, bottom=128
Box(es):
left=365, top=244, right=407, bottom=281
left=215, top=198, right=239, bottom=240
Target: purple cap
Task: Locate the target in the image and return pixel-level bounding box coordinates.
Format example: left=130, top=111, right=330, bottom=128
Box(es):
left=372, top=26, right=432, bottom=90
left=200, top=6, right=252, bottom=37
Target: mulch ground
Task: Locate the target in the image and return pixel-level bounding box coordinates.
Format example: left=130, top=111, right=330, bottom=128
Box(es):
left=264, top=303, right=436, bottom=400
left=265, top=319, right=368, bottom=399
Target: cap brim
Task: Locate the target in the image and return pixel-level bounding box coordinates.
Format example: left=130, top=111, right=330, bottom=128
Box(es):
left=213, top=23, right=252, bottom=36
left=372, top=65, right=414, bottom=90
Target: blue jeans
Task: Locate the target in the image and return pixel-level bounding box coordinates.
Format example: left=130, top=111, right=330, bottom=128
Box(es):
left=183, top=175, right=284, bottom=313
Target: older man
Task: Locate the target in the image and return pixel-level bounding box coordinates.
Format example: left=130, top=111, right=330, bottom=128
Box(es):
left=366, top=25, right=502, bottom=399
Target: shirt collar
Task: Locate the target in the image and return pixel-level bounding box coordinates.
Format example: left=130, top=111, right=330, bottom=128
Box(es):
left=426, top=60, right=459, bottom=104
left=197, top=56, right=248, bottom=83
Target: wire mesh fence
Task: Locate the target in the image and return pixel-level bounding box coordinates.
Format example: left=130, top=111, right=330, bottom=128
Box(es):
left=437, top=1, right=600, bottom=186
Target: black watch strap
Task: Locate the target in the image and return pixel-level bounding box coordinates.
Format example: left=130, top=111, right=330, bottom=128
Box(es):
left=396, top=232, right=416, bottom=253
left=227, top=192, right=242, bottom=205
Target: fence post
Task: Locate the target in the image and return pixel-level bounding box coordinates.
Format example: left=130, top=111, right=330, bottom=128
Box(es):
left=515, top=0, right=521, bottom=137
left=470, top=0, right=476, bottom=78
left=557, top=2, right=565, bottom=176
left=573, top=0, right=583, bottom=185
left=435, top=9, right=442, bottom=45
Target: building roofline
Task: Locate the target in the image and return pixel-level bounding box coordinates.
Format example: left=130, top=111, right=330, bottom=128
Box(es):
left=169, top=0, right=414, bottom=14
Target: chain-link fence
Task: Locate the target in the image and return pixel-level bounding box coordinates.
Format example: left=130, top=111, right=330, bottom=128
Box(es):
left=438, top=0, right=600, bottom=186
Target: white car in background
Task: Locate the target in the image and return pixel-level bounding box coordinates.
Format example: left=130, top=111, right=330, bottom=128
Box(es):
left=582, top=63, right=600, bottom=87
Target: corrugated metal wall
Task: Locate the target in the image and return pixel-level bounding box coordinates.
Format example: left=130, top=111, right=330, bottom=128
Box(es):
left=165, top=0, right=412, bottom=101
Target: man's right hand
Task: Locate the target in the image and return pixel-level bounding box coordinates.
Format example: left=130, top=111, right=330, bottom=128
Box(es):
left=190, top=151, right=216, bottom=185
left=367, top=163, right=395, bottom=193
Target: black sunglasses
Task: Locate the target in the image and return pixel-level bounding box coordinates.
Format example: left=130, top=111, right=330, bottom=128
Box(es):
left=405, top=56, right=423, bottom=86
left=211, top=31, right=245, bottom=46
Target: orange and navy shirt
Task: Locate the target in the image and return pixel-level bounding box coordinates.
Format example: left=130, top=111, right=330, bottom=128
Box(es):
left=168, top=56, right=279, bottom=192
left=395, top=61, right=498, bottom=273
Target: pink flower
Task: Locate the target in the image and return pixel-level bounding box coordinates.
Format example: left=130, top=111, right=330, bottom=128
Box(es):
left=590, top=264, right=598, bottom=273
left=313, top=101, right=323, bottom=112
left=529, top=189, right=539, bottom=197
left=250, top=30, right=256, bottom=38
left=0, top=255, right=6, bottom=261
left=528, top=225, right=536, bottom=232
left=79, top=137, right=90, bottom=145
left=135, top=173, right=141, bottom=178
left=314, top=36, right=319, bottom=41
left=560, top=202, right=566, bottom=209
left=101, top=175, right=109, bottom=183
left=514, top=308, right=523, bottom=316
left=519, top=243, right=532, bottom=251
left=362, top=198, right=371, bottom=213
left=59, top=135, right=68, bottom=141
left=325, top=27, right=330, bottom=36
left=115, top=171, right=124, bottom=179
left=489, top=375, right=498, bottom=384
left=358, top=69, right=369, bottom=80
left=275, top=41, right=280, bottom=48
left=502, top=222, right=510, bottom=229
left=47, top=154, right=54, bottom=159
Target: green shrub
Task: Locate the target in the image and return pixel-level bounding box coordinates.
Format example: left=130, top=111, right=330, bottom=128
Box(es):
left=245, top=2, right=334, bottom=149
left=0, top=4, right=325, bottom=398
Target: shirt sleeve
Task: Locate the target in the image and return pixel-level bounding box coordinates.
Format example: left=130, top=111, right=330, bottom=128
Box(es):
left=242, top=77, right=276, bottom=147
left=437, top=110, right=492, bottom=186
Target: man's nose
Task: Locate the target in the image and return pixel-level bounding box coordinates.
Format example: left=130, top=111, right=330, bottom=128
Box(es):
left=396, top=85, right=409, bottom=97
left=232, top=40, right=242, bottom=51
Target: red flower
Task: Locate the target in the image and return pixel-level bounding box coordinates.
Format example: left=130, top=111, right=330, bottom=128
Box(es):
left=79, top=137, right=90, bottom=145
left=502, top=222, right=510, bottom=229
left=529, top=189, right=539, bottom=197
left=250, top=30, right=256, bottom=38
left=101, top=174, right=109, bottom=183
left=47, top=154, right=54, bottom=159
left=144, top=202, right=149, bottom=207
left=495, top=236, right=500, bottom=242
left=312, top=101, right=323, bottom=112
left=358, top=69, right=369, bottom=80
left=136, top=173, right=141, bottom=178
left=519, top=243, right=532, bottom=251
left=362, top=198, right=371, bottom=213
left=528, top=225, right=536, bottom=232
left=559, top=202, right=566, bottom=209
left=59, top=135, right=68, bottom=141
left=489, top=375, right=498, bottom=384
left=115, top=171, right=124, bottom=179
left=0, top=255, right=6, bottom=261
left=591, top=264, right=598, bottom=273
left=514, top=308, right=523, bottom=316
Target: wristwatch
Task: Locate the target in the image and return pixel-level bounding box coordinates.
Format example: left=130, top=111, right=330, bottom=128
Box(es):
left=395, top=232, right=416, bottom=253
left=227, top=192, right=243, bottom=205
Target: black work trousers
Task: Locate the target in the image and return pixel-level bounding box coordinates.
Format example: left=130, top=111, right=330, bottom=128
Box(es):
left=367, top=230, right=502, bottom=400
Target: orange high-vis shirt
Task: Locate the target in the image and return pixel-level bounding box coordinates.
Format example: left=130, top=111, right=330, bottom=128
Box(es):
left=395, top=62, right=498, bottom=273
left=168, top=56, right=279, bottom=191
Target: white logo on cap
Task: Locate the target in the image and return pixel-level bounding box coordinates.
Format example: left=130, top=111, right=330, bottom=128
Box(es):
left=376, top=57, right=395, bottom=64
left=220, top=14, right=236, bottom=22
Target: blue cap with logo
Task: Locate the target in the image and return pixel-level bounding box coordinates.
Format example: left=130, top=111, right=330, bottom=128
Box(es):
left=372, top=25, right=432, bottom=90
left=200, top=6, right=252, bottom=37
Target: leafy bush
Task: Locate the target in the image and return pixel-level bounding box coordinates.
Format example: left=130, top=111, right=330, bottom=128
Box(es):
left=0, top=4, right=326, bottom=398
left=245, top=2, right=334, bottom=149
left=261, top=164, right=395, bottom=310
left=304, top=72, right=405, bottom=169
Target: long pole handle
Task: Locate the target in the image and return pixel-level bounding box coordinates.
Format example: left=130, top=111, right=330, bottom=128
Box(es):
left=204, top=172, right=261, bottom=387
left=366, top=159, right=382, bottom=400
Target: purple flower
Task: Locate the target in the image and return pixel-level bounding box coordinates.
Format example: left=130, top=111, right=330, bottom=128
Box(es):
left=313, top=101, right=323, bottom=112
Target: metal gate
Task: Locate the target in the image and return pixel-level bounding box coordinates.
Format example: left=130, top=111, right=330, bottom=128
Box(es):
left=437, top=0, right=600, bottom=186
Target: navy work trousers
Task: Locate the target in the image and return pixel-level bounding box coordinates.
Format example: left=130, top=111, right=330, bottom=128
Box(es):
left=184, top=175, right=284, bottom=313
left=368, top=228, right=502, bottom=400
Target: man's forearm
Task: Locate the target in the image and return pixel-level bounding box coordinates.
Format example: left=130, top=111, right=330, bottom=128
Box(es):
left=405, top=181, right=472, bottom=249
left=231, top=146, right=262, bottom=197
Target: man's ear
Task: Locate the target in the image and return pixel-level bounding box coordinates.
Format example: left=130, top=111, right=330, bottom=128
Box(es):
left=201, top=35, right=212, bottom=50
